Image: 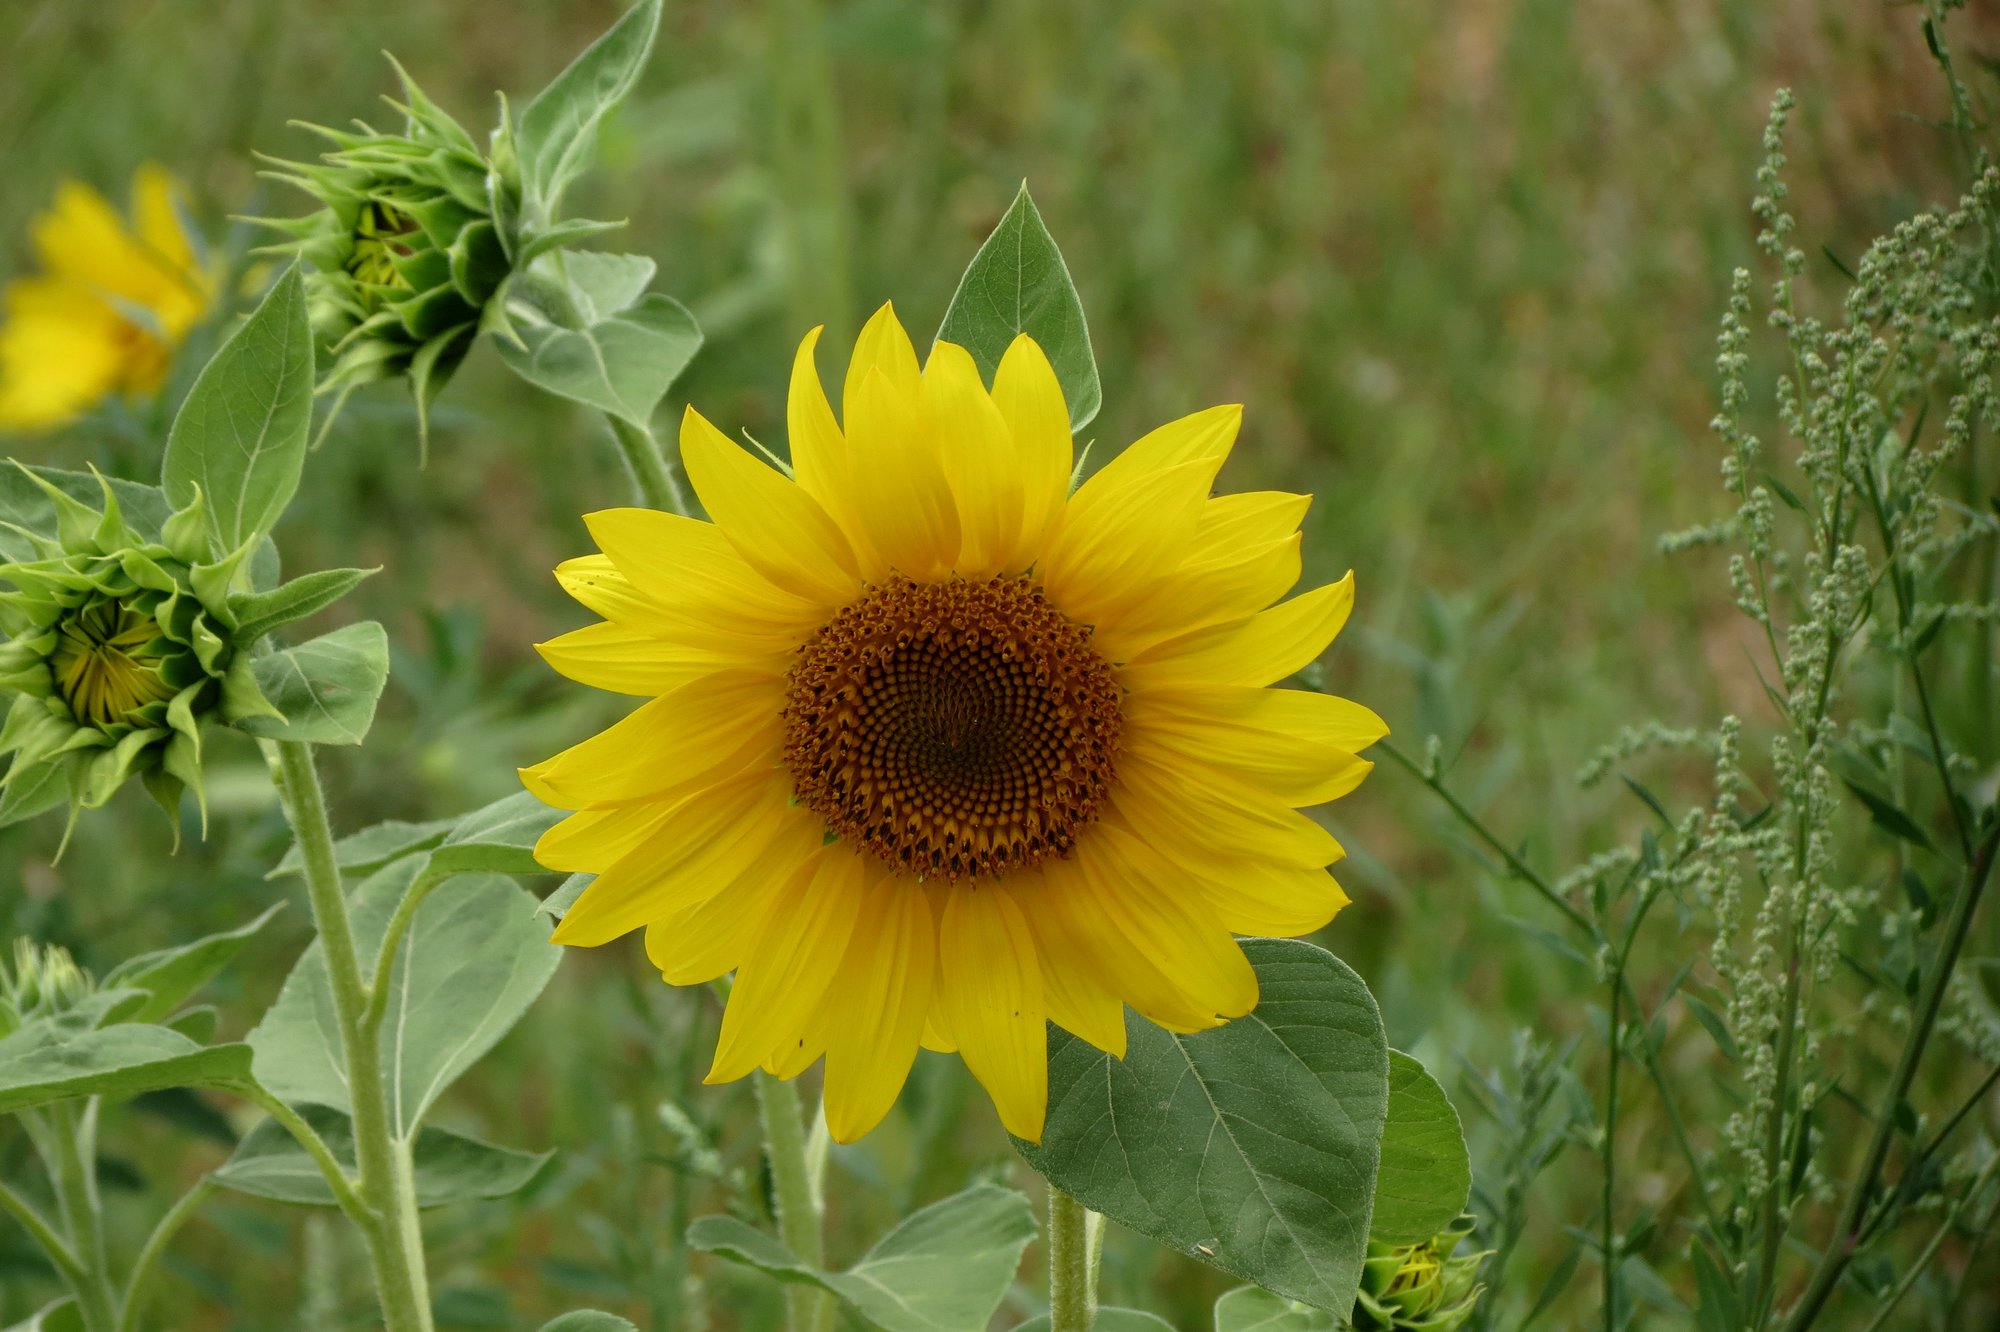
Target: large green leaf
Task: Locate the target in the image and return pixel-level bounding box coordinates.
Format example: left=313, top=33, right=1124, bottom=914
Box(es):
left=514, top=0, right=662, bottom=220
left=1213, top=1288, right=1337, bottom=1332
left=100, top=904, right=284, bottom=1025
left=537, top=1316, right=637, bottom=1332
left=0, top=1022, right=252, bottom=1113
left=1015, top=939, right=1389, bottom=1314
left=233, top=622, right=391, bottom=746
left=213, top=1103, right=549, bottom=1208
left=227, top=568, right=377, bottom=642
left=1369, top=1050, right=1471, bottom=1247
left=935, top=183, right=1100, bottom=431
left=249, top=861, right=562, bottom=1136
left=162, top=266, right=314, bottom=553
left=494, top=293, right=702, bottom=428
left=1013, top=1311, right=1176, bottom=1332
left=424, top=790, right=562, bottom=879
left=689, top=1184, right=1036, bottom=1332
left=268, top=816, right=457, bottom=880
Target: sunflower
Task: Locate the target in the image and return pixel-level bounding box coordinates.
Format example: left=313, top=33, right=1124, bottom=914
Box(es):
left=525, top=303, right=1384, bottom=1143
left=0, top=165, right=213, bottom=432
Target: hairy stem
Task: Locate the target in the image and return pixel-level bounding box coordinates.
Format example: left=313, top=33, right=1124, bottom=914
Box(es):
left=754, top=1070, right=831, bottom=1332
left=0, top=1175, right=84, bottom=1286
left=607, top=415, right=688, bottom=515
left=272, top=740, right=433, bottom=1332
left=118, top=1178, right=214, bottom=1332
left=50, top=1101, right=117, bottom=1332
left=1048, top=1184, right=1096, bottom=1332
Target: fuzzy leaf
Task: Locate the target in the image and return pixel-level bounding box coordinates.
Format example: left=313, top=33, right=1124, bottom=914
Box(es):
left=163, top=267, right=314, bottom=553
left=1368, top=1050, right=1471, bottom=1246
left=213, top=1103, right=549, bottom=1208
left=249, top=860, right=561, bottom=1136
left=515, top=0, right=662, bottom=220
left=936, top=183, right=1100, bottom=431
left=268, top=817, right=456, bottom=880
left=1014, top=939, right=1389, bottom=1314
left=425, top=791, right=563, bottom=879
left=0, top=1022, right=252, bottom=1113
left=228, top=568, right=378, bottom=643
left=494, top=293, right=701, bottom=428
left=689, top=1184, right=1036, bottom=1332
left=100, top=905, right=284, bottom=1025
left=0, top=468, right=168, bottom=560
left=1212, top=1288, right=1337, bottom=1332
left=233, top=622, right=391, bottom=746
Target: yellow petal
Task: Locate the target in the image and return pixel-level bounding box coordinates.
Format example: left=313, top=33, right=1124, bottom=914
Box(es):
left=823, top=876, right=937, bottom=1142
left=1079, top=402, right=1240, bottom=496
left=990, top=334, right=1073, bottom=563
left=1104, top=807, right=1351, bottom=935
left=1038, top=459, right=1214, bottom=627
left=680, top=407, right=858, bottom=605
left=535, top=621, right=778, bottom=696
left=131, top=164, right=198, bottom=276
left=520, top=669, right=782, bottom=809
left=843, top=365, right=962, bottom=578
left=1122, top=573, right=1355, bottom=688
left=842, top=301, right=921, bottom=425
left=644, top=817, right=826, bottom=984
left=937, top=885, right=1046, bottom=1142
left=923, top=340, right=1022, bottom=579
left=787, top=326, right=875, bottom=570
left=1108, top=748, right=1345, bottom=870
left=550, top=770, right=799, bottom=946
left=1024, top=873, right=1128, bottom=1057
left=1093, top=533, right=1302, bottom=662
left=708, top=846, right=869, bottom=1083
left=1125, top=686, right=1386, bottom=806
left=580, top=510, right=826, bottom=648
left=0, top=278, right=126, bottom=429
left=535, top=800, right=679, bottom=873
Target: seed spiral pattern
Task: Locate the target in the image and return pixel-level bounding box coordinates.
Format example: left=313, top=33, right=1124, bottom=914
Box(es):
left=782, top=575, right=1122, bottom=880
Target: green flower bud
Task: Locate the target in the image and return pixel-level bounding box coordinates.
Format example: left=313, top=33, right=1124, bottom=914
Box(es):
left=0, top=938, right=94, bottom=1039
left=0, top=469, right=279, bottom=844
left=252, top=61, right=517, bottom=448
left=1352, top=1217, right=1490, bottom=1332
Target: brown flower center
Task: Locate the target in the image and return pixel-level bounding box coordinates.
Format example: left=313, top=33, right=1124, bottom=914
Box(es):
left=782, top=575, right=1122, bottom=880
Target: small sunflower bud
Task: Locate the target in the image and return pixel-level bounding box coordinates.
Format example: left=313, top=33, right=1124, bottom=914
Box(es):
left=1352, top=1217, right=1489, bottom=1332
left=253, top=62, right=517, bottom=447
left=0, top=937, right=95, bottom=1039
left=0, top=469, right=281, bottom=843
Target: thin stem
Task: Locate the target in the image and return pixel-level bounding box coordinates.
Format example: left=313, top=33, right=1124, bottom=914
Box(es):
left=1857, top=1153, right=2000, bottom=1332
left=1600, top=971, right=1621, bottom=1332
left=607, top=415, right=688, bottom=515
left=50, top=1101, right=117, bottom=1332
left=360, top=870, right=446, bottom=1040
left=238, top=1083, right=370, bottom=1224
left=1752, top=938, right=1804, bottom=1329
left=754, top=1070, right=830, bottom=1332
left=271, top=740, right=434, bottom=1332
left=0, top=1177, right=84, bottom=1284
left=1780, top=821, right=2000, bottom=1331
left=1047, top=1184, right=1096, bottom=1332
left=118, top=1178, right=214, bottom=1332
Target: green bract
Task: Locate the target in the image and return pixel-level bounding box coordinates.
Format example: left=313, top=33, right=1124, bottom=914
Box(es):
left=0, top=472, right=279, bottom=837
left=1351, top=1217, right=1488, bottom=1332
left=0, top=938, right=92, bottom=1040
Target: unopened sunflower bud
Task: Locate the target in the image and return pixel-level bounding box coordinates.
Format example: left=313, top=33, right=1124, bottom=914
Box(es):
left=0, top=937, right=94, bottom=1038
left=0, top=470, right=281, bottom=843
left=252, top=62, right=517, bottom=449
left=1352, top=1217, right=1489, bottom=1332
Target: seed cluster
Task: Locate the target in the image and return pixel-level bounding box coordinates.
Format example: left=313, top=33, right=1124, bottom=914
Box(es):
left=782, top=575, right=1122, bottom=880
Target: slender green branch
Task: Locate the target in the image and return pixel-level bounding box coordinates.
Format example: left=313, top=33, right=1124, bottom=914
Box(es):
left=754, top=1070, right=830, bottom=1332
left=1048, top=1184, right=1096, bottom=1332
left=1752, top=938, right=1804, bottom=1330
left=608, top=415, right=688, bottom=515
left=271, top=740, right=434, bottom=1332
left=50, top=1101, right=117, bottom=1332
left=1600, top=969, right=1622, bottom=1332
left=361, top=869, right=446, bottom=1041
left=118, top=1178, right=215, bottom=1332
left=1780, top=820, right=2000, bottom=1331
left=238, top=1082, right=370, bottom=1224
left=1857, top=1153, right=2000, bottom=1332
left=0, top=1176, right=84, bottom=1284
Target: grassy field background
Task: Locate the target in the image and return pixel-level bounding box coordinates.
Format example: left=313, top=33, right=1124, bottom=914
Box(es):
left=0, top=0, right=1987, bottom=1327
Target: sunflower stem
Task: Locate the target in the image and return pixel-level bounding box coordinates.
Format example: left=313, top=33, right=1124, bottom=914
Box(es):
left=607, top=414, right=689, bottom=515
left=1048, top=1184, right=1096, bottom=1332
left=754, top=1070, right=831, bottom=1332
left=49, top=1100, right=118, bottom=1332
left=271, top=739, right=434, bottom=1332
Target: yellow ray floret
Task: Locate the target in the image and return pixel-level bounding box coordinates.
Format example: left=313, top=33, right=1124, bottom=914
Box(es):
left=524, top=302, right=1386, bottom=1144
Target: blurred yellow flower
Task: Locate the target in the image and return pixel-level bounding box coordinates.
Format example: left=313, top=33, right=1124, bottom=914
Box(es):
left=525, top=303, right=1384, bottom=1144
left=0, top=165, right=212, bottom=432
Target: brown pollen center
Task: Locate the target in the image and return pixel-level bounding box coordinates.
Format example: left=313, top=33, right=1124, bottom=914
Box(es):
left=781, top=575, right=1122, bottom=880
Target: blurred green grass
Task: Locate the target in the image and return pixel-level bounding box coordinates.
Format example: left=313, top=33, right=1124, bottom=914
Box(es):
left=0, top=0, right=1978, bottom=1327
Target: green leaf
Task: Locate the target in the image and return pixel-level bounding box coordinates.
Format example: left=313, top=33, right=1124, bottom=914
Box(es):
left=536, top=1316, right=637, bottom=1332
left=249, top=860, right=562, bottom=1136
left=0, top=759, right=68, bottom=828
left=1012, top=1311, right=1175, bottom=1332
left=1213, top=1288, right=1337, bottom=1332
left=1368, top=1050, right=1471, bottom=1247
left=100, top=904, right=284, bottom=1025
left=1014, top=938, right=1390, bottom=1314
left=268, top=816, right=457, bottom=880
left=515, top=0, right=662, bottom=220
left=537, top=872, right=590, bottom=922
left=424, top=790, right=561, bottom=879
left=1839, top=777, right=1935, bottom=853
left=0, top=467, right=168, bottom=561
left=0, top=1022, right=252, bottom=1113
left=494, top=293, right=702, bottom=428
left=936, top=183, right=1100, bottom=431
left=213, top=1104, right=549, bottom=1208
left=689, top=1183, right=1036, bottom=1332
left=560, top=251, right=657, bottom=320
left=227, top=568, right=378, bottom=643
left=232, top=622, right=391, bottom=746
left=162, top=266, right=314, bottom=553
